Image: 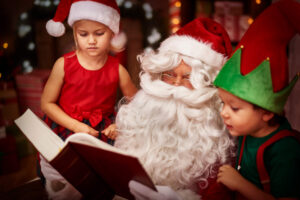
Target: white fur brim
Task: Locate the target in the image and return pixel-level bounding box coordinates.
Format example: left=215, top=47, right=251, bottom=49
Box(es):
left=159, top=35, right=227, bottom=68
left=46, top=20, right=65, bottom=37
left=68, top=1, right=120, bottom=34
left=111, top=31, right=127, bottom=49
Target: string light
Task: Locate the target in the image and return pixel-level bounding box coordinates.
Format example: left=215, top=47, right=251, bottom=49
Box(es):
left=169, top=0, right=181, bottom=34
left=124, top=1, right=133, bottom=8
left=171, top=27, right=180, bottom=33
left=256, top=0, right=261, bottom=5
left=248, top=17, right=254, bottom=25
left=171, top=17, right=180, bottom=25
left=143, top=3, right=153, bottom=19
left=175, top=1, right=181, bottom=8
left=28, top=42, right=35, bottom=50
left=34, top=0, right=52, bottom=7
left=20, top=12, right=28, bottom=20
left=147, top=28, right=161, bottom=44
left=3, top=43, right=8, bottom=49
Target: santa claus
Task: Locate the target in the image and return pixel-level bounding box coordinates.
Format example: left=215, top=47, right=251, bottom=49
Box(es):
left=114, top=17, right=236, bottom=200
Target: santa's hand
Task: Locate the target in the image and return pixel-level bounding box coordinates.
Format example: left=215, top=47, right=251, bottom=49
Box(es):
left=129, top=180, right=182, bottom=200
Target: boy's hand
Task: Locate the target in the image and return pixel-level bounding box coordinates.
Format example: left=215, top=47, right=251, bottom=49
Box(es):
left=72, top=121, right=99, bottom=137
left=217, top=164, right=245, bottom=191
left=102, top=124, right=118, bottom=140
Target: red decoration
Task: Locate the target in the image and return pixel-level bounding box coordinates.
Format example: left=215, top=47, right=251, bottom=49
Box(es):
left=15, top=69, right=51, bottom=118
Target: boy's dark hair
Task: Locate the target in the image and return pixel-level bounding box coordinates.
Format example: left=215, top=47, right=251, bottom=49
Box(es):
left=253, top=105, right=286, bottom=126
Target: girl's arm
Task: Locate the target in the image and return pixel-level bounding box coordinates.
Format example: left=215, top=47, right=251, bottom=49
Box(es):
left=41, top=57, right=98, bottom=136
left=217, top=165, right=297, bottom=200
left=118, top=64, right=138, bottom=98
left=102, top=64, right=137, bottom=139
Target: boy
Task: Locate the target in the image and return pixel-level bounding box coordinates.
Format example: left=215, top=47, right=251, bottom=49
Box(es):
left=214, top=0, right=300, bottom=199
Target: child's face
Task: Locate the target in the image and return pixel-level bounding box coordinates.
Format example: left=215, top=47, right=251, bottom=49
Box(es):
left=73, top=20, right=113, bottom=56
left=218, top=88, right=268, bottom=137
left=161, top=60, right=194, bottom=89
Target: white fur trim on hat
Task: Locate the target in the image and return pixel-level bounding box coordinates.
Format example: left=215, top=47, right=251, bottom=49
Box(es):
left=68, top=1, right=120, bottom=34
left=111, top=31, right=127, bottom=50
left=46, top=19, right=66, bottom=37
left=159, top=35, right=227, bottom=68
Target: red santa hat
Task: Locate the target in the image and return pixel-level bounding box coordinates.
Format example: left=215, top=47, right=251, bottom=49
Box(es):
left=159, top=17, right=232, bottom=68
left=46, top=0, right=120, bottom=37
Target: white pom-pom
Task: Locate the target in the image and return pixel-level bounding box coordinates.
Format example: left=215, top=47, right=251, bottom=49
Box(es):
left=111, top=31, right=127, bottom=50
left=46, top=19, right=65, bottom=37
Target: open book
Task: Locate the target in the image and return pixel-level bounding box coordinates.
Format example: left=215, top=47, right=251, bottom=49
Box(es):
left=14, top=109, right=156, bottom=200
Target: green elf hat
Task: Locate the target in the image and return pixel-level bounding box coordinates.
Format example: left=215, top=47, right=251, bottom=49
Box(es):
left=214, top=0, right=300, bottom=114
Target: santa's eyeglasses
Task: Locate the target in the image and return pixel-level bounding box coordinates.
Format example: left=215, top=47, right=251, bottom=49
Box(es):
left=161, top=71, right=191, bottom=86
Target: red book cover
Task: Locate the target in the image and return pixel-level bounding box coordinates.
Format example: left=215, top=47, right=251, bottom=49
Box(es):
left=15, top=109, right=156, bottom=199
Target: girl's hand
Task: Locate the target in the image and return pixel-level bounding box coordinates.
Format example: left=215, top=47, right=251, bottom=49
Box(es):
left=102, top=124, right=118, bottom=140
left=217, top=165, right=245, bottom=191
left=73, top=121, right=99, bottom=137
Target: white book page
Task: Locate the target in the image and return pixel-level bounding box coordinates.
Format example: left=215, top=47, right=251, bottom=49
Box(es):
left=14, top=109, right=64, bottom=161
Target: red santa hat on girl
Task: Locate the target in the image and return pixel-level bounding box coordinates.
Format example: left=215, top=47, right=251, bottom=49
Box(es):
left=46, top=0, right=126, bottom=49
left=159, top=17, right=232, bottom=68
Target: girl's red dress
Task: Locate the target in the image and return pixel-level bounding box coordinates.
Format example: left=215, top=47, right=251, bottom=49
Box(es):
left=43, top=51, right=119, bottom=144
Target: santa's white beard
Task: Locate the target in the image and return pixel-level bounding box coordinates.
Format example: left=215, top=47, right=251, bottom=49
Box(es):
left=115, top=73, right=235, bottom=194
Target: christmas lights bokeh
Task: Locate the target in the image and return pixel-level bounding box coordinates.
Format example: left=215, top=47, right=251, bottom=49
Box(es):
left=14, top=0, right=168, bottom=74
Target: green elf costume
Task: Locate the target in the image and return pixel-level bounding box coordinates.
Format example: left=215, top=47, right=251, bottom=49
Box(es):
left=214, top=0, right=300, bottom=198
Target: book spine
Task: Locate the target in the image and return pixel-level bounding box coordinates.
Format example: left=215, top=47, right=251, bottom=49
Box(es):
left=50, top=143, right=114, bottom=200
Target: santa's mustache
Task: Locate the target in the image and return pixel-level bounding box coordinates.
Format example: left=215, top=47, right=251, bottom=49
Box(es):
left=139, top=72, right=218, bottom=108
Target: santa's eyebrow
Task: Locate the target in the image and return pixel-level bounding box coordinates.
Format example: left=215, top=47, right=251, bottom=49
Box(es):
left=162, top=70, right=191, bottom=77
left=163, top=70, right=175, bottom=74
left=182, top=72, right=191, bottom=78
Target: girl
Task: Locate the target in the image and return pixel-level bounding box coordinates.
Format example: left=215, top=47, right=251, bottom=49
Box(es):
left=40, top=0, right=137, bottom=199
left=42, top=0, right=137, bottom=143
